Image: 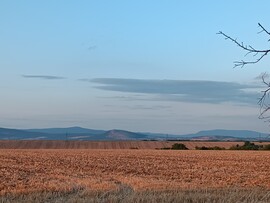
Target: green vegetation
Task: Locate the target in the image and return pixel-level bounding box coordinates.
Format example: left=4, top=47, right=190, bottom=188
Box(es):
left=195, top=146, right=225, bottom=150
left=230, top=141, right=261, bottom=150
left=263, top=144, right=270, bottom=150
left=171, top=143, right=189, bottom=150
left=160, top=143, right=189, bottom=150
left=194, top=142, right=270, bottom=150
left=161, top=142, right=270, bottom=150
left=229, top=141, right=270, bottom=150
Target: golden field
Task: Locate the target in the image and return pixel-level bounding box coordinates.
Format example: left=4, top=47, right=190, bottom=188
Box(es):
left=1, top=140, right=269, bottom=149
left=1, top=149, right=270, bottom=197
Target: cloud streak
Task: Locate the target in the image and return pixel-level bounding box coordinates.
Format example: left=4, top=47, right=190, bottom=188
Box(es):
left=88, top=45, right=97, bottom=51
left=22, top=75, right=66, bottom=80
left=90, top=78, right=262, bottom=105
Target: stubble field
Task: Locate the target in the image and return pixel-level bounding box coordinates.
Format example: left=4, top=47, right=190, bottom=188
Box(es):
left=1, top=149, right=270, bottom=195
left=1, top=146, right=270, bottom=202
left=1, top=140, right=269, bottom=149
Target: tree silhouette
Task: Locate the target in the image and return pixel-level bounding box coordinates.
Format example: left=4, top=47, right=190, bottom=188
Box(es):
left=218, top=23, right=270, bottom=122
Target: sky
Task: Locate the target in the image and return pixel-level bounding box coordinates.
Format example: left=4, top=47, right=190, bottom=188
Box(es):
left=1, top=1, right=270, bottom=134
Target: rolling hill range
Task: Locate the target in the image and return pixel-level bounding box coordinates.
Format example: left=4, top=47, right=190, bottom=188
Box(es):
left=0, top=127, right=149, bottom=140
left=0, top=127, right=269, bottom=141
left=185, top=129, right=268, bottom=139
left=26, top=126, right=105, bottom=135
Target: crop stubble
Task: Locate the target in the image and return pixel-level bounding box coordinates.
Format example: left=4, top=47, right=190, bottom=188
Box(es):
left=0, top=149, right=270, bottom=195
left=2, top=140, right=269, bottom=149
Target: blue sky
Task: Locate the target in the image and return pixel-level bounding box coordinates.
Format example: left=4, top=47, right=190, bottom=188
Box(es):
left=1, top=1, right=270, bottom=134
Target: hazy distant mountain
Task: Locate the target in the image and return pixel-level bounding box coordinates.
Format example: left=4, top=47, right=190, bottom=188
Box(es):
left=0, top=127, right=149, bottom=140
left=102, top=129, right=148, bottom=140
left=0, top=127, right=49, bottom=140
left=190, top=135, right=241, bottom=141
left=26, top=126, right=105, bottom=135
left=183, top=129, right=269, bottom=140
left=0, top=127, right=269, bottom=141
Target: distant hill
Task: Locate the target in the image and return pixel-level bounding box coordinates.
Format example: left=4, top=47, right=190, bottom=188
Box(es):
left=0, top=127, right=49, bottom=140
left=102, top=129, right=148, bottom=140
left=0, top=127, right=149, bottom=140
left=0, top=127, right=269, bottom=141
left=26, top=126, right=105, bottom=135
left=183, top=129, right=269, bottom=140
left=190, top=135, right=240, bottom=141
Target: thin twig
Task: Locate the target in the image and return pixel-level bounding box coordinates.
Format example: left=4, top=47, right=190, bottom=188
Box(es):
left=218, top=24, right=270, bottom=121
left=217, top=28, right=270, bottom=68
left=258, top=23, right=270, bottom=41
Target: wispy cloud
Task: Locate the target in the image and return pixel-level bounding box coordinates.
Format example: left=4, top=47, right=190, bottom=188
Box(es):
left=104, top=104, right=171, bottom=111
left=128, top=105, right=171, bottom=110
left=79, top=78, right=92, bottom=82
left=90, top=78, right=262, bottom=105
left=22, top=75, right=66, bottom=80
left=88, top=45, right=97, bottom=51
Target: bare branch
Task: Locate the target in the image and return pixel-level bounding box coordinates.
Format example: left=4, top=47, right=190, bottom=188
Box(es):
left=258, top=73, right=270, bottom=108
left=258, top=73, right=270, bottom=120
left=261, top=73, right=270, bottom=86
left=217, top=31, right=269, bottom=53
left=219, top=24, right=270, bottom=123
left=217, top=29, right=270, bottom=68
left=258, top=23, right=270, bottom=41
left=233, top=52, right=269, bottom=68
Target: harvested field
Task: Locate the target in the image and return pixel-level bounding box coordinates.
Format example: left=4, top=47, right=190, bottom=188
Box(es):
left=2, top=188, right=270, bottom=203
left=0, top=140, right=269, bottom=149
left=0, top=149, right=270, bottom=197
